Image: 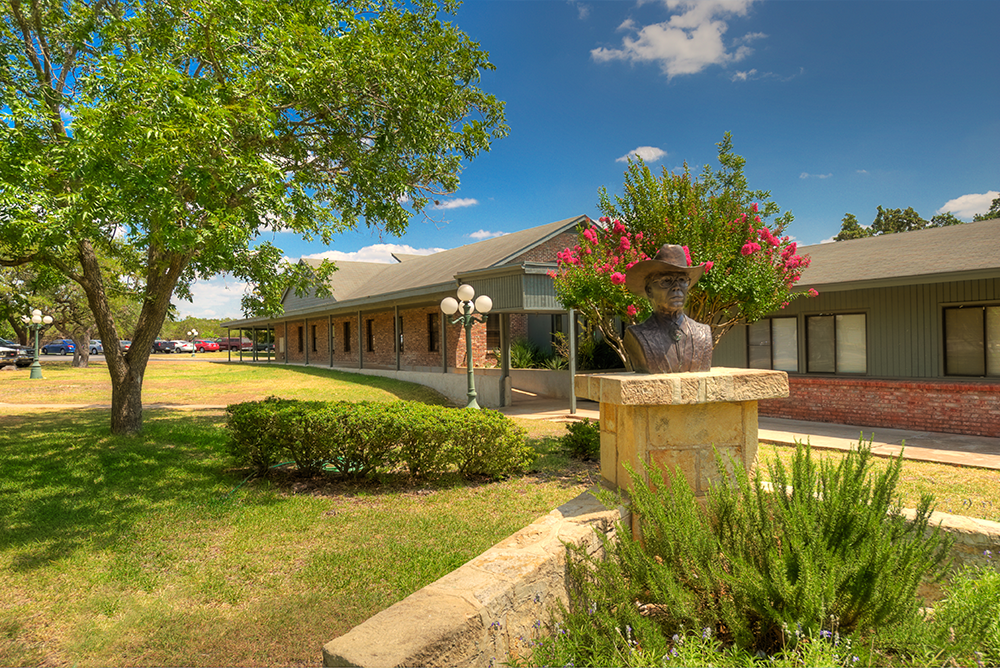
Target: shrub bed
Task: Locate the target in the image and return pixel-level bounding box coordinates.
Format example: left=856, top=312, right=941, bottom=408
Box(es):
left=225, top=397, right=535, bottom=479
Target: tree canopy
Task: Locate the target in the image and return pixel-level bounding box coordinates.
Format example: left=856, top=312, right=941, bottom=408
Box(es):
left=0, top=0, right=507, bottom=433
left=833, top=205, right=970, bottom=241
left=553, top=134, right=811, bottom=370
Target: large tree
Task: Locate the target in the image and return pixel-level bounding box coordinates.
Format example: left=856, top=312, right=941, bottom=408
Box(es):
left=833, top=205, right=968, bottom=241
left=0, top=0, right=506, bottom=433
left=553, top=134, right=811, bottom=369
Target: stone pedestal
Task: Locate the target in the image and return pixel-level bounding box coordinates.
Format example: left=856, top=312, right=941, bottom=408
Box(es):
left=575, top=368, right=789, bottom=498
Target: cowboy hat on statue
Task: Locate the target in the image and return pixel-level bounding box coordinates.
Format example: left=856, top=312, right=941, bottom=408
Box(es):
left=623, top=244, right=713, bottom=374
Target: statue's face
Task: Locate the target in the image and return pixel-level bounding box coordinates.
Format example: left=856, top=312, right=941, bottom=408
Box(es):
left=646, top=271, right=690, bottom=313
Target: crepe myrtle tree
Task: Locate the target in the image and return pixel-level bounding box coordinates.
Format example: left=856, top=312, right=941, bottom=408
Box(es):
left=0, top=0, right=507, bottom=434
left=553, top=134, right=811, bottom=370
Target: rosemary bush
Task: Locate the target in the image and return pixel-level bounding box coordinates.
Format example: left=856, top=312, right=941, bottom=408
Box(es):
left=561, top=418, right=600, bottom=461
left=543, top=440, right=951, bottom=661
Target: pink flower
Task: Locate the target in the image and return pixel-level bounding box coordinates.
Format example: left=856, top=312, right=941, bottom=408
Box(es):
left=683, top=245, right=692, bottom=265
left=702, top=260, right=714, bottom=272
left=613, top=219, right=627, bottom=235
left=635, top=232, right=643, bottom=240
left=583, top=228, right=598, bottom=244
left=618, top=236, right=631, bottom=253
left=626, top=305, right=638, bottom=318
left=610, top=272, right=627, bottom=285
left=741, top=242, right=761, bottom=256
left=752, top=202, right=759, bottom=213
left=546, top=270, right=556, bottom=278
left=599, top=216, right=610, bottom=224
left=808, top=288, right=819, bottom=297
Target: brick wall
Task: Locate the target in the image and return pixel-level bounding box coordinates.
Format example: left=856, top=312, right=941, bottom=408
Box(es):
left=400, top=306, right=444, bottom=369
left=330, top=315, right=360, bottom=367
left=510, top=231, right=578, bottom=263
left=760, top=376, right=1000, bottom=438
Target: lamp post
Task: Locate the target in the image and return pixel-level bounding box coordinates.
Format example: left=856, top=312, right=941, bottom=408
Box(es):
left=441, top=284, right=492, bottom=409
left=187, top=329, right=198, bottom=357
left=20, top=309, right=53, bottom=380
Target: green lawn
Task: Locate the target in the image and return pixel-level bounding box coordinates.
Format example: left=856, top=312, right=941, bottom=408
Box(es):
left=1, top=360, right=996, bottom=666
left=0, top=362, right=597, bottom=666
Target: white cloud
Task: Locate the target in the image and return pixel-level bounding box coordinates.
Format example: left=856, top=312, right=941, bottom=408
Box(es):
left=469, top=230, right=507, bottom=240
left=568, top=0, right=590, bottom=20
left=730, top=69, right=757, bottom=82
left=432, top=197, right=479, bottom=210
left=617, top=145, right=667, bottom=163
left=303, top=243, right=445, bottom=264
left=178, top=275, right=251, bottom=320
left=937, top=191, right=999, bottom=219
left=856, top=169, right=869, bottom=175
left=799, top=172, right=832, bottom=179
left=591, top=0, right=760, bottom=80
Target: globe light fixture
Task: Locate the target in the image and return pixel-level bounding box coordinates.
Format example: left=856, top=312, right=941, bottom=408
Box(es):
left=441, top=285, right=492, bottom=409
left=187, top=329, right=199, bottom=356
left=21, top=309, right=54, bottom=379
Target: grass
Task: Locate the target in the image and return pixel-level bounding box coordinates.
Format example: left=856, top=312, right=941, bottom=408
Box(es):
left=758, top=442, right=1000, bottom=522
left=0, top=361, right=598, bottom=667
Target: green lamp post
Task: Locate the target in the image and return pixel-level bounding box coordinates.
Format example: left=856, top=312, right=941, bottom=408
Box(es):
left=441, top=284, right=492, bottom=409
left=187, top=329, right=198, bottom=357
left=21, top=309, right=53, bottom=380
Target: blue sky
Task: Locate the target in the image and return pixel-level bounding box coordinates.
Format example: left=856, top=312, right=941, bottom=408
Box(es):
left=183, top=0, right=1000, bottom=319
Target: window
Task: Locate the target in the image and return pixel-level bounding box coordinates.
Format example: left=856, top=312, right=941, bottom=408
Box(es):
left=343, top=322, right=351, bottom=352
left=747, top=317, right=798, bottom=372
left=945, top=305, right=1000, bottom=377
left=366, top=319, right=375, bottom=352
left=487, top=314, right=501, bottom=351
left=427, top=313, right=439, bottom=352
left=297, top=326, right=304, bottom=353
left=311, top=324, right=318, bottom=352
left=806, top=313, right=867, bottom=374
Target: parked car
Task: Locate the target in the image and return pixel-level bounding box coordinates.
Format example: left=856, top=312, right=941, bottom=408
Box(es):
left=255, top=342, right=275, bottom=352
left=0, top=338, right=34, bottom=361
left=89, top=340, right=104, bottom=355
left=0, top=344, right=32, bottom=368
left=218, top=336, right=253, bottom=351
left=119, top=340, right=131, bottom=351
left=151, top=339, right=178, bottom=353
left=192, top=338, right=220, bottom=353
left=172, top=340, right=195, bottom=353
left=41, top=339, right=76, bottom=355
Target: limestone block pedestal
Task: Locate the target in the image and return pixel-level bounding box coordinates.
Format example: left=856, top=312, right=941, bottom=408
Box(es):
left=575, top=368, right=789, bottom=498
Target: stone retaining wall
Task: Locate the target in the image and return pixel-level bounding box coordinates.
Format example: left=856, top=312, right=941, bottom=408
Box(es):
left=320, top=484, right=1000, bottom=668
left=322, top=490, right=625, bottom=668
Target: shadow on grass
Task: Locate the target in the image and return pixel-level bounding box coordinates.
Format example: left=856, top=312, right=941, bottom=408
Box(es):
left=201, top=360, right=456, bottom=404
left=0, top=407, right=592, bottom=571
left=0, top=408, right=245, bottom=571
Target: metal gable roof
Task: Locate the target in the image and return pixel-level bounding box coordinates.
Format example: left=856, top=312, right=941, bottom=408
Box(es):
left=797, top=217, right=1000, bottom=291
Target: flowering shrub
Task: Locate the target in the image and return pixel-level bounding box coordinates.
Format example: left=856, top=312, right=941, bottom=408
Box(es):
left=553, top=134, right=812, bottom=369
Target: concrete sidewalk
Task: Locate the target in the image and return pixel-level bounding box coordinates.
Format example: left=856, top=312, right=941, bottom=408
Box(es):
left=498, top=390, right=1000, bottom=471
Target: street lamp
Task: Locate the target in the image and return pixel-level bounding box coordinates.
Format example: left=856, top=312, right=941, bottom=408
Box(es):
left=441, top=284, right=492, bottom=409
left=20, top=309, right=53, bottom=380
left=187, top=329, right=198, bottom=357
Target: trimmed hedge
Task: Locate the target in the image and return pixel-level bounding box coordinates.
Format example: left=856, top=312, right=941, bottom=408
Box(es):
left=224, top=397, right=535, bottom=479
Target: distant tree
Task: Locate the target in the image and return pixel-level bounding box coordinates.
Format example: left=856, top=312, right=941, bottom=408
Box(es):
left=929, top=212, right=965, bottom=227
left=553, top=134, right=811, bottom=369
left=833, top=213, right=870, bottom=241
left=834, top=206, right=947, bottom=241
left=972, top=195, right=1000, bottom=221
left=0, top=0, right=506, bottom=434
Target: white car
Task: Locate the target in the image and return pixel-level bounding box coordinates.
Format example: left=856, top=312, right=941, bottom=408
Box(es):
left=172, top=340, right=195, bottom=353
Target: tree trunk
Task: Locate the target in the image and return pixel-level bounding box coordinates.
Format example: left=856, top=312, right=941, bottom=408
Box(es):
left=111, top=365, right=144, bottom=435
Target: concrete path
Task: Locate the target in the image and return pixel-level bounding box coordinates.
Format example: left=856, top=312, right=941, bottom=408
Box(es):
left=498, top=389, right=1000, bottom=471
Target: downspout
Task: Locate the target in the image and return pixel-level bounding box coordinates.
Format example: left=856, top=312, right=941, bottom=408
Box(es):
left=501, top=312, right=511, bottom=407
left=568, top=308, right=576, bottom=415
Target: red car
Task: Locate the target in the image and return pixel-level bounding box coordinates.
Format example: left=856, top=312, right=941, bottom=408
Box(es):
left=192, top=338, right=220, bottom=353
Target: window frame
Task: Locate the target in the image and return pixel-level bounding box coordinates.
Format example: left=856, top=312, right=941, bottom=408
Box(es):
left=805, top=312, right=868, bottom=375
left=943, top=303, right=1000, bottom=378
left=366, top=319, right=375, bottom=353
left=343, top=321, right=351, bottom=353
left=746, top=316, right=799, bottom=372
left=427, top=313, right=439, bottom=353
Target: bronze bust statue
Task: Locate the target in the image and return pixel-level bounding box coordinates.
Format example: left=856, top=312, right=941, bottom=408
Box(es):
left=622, top=244, right=713, bottom=374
